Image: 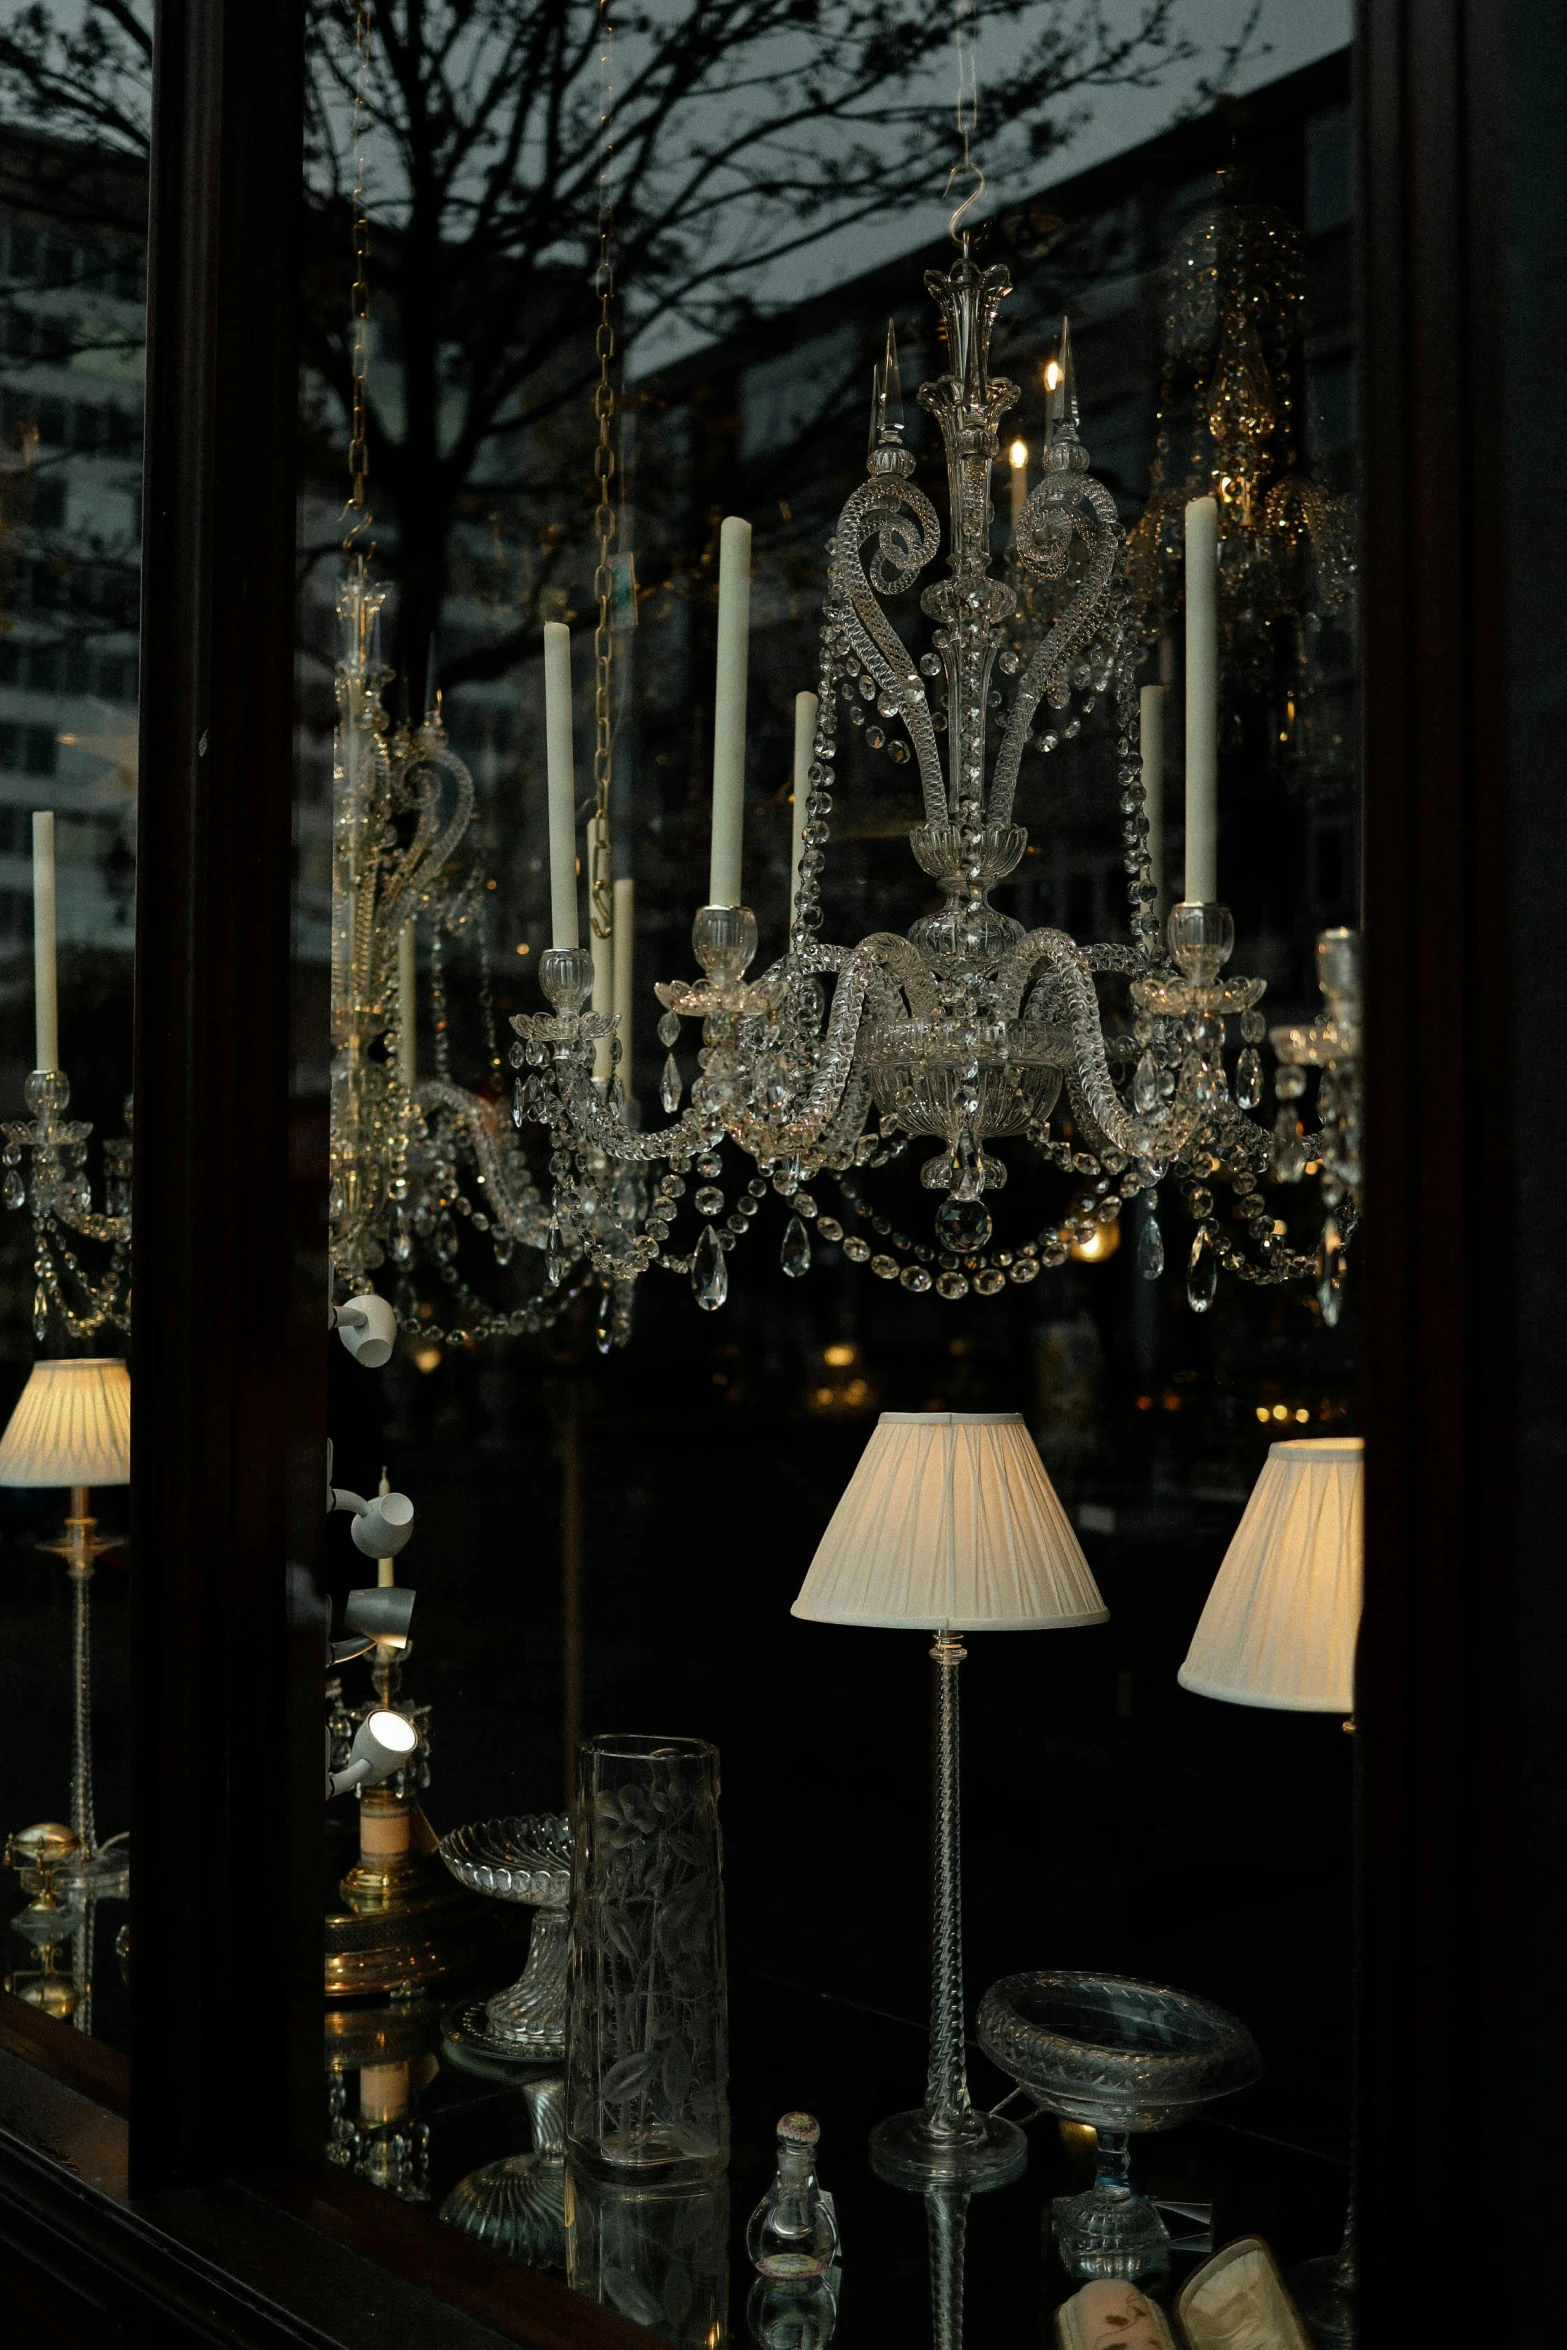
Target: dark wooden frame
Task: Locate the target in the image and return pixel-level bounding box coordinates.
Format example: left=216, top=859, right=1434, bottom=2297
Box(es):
left=128, top=0, right=322, bottom=2190
left=2, top=0, right=1560, bottom=2339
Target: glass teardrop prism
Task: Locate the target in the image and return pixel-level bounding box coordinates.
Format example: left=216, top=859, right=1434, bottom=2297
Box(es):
left=780, top=1213, right=812, bottom=1279
left=1187, top=1227, right=1217, bottom=1313
left=595, top=1286, right=614, bottom=1354
left=1137, top=1205, right=1165, bottom=1281
left=545, top=1222, right=564, bottom=1289
left=33, top=1284, right=48, bottom=1342
left=693, top=1221, right=728, bottom=1310
left=660, top=1051, right=683, bottom=1113
left=3, top=1168, right=24, bottom=1210
left=1235, top=1046, right=1264, bottom=1111
left=1133, top=1048, right=1161, bottom=1115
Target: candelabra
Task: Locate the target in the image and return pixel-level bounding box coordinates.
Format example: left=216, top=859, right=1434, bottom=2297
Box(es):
left=513, top=249, right=1323, bottom=1318
left=329, top=557, right=554, bottom=1344
left=3, top=1070, right=131, bottom=1341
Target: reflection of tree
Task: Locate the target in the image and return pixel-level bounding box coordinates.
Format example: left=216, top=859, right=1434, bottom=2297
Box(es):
left=3, top=0, right=1264, bottom=686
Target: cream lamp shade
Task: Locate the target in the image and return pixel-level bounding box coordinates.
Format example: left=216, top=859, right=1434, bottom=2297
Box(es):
left=0, top=1358, right=132, bottom=1489
left=792, top=1411, right=1108, bottom=1631
left=1178, top=1436, right=1363, bottom=1712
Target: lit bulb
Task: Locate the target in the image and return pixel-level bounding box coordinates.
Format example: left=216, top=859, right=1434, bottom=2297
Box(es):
left=1044, top=359, right=1062, bottom=392
left=1008, top=438, right=1028, bottom=470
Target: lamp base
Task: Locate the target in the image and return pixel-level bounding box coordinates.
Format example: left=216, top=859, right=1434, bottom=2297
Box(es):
left=868, top=2106, right=1027, bottom=2192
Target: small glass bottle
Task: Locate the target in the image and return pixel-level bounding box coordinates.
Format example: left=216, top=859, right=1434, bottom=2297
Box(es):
left=746, top=2112, right=840, bottom=2283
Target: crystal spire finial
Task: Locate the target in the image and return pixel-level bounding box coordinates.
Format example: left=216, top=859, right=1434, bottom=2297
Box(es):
left=870, top=320, right=906, bottom=452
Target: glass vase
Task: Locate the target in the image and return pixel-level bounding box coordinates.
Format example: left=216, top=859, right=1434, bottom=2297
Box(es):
left=566, top=1733, right=728, bottom=2180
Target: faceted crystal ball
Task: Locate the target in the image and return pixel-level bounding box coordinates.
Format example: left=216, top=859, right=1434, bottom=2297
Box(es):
left=935, top=1196, right=993, bottom=1253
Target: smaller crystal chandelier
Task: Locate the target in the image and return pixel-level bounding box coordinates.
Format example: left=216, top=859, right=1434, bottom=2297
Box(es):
left=1124, top=177, right=1356, bottom=726
left=511, top=247, right=1332, bottom=1325
left=3, top=815, right=130, bottom=1341
left=329, top=557, right=554, bottom=1339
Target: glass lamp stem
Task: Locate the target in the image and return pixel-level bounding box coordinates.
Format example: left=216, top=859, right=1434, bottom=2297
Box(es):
left=925, top=1629, right=971, bottom=2137
left=65, top=1484, right=97, bottom=1860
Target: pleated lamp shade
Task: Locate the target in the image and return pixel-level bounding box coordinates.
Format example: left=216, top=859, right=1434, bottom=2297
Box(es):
left=1178, top=1437, right=1363, bottom=1712
left=0, top=1358, right=132, bottom=1489
left=792, top=1411, right=1108, bottom=1631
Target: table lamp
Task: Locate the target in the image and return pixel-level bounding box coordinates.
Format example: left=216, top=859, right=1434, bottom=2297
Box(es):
left=793, top=1410, right=1108, bottom=2190
left=0, top=1358, right=132, bottom=1891
left=1178, top=1434, right=1362, bottom=2348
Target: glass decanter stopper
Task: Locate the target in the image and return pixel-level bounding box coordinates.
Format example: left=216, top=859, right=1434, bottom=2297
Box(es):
left=746, top=2112, right=840, bottom=2283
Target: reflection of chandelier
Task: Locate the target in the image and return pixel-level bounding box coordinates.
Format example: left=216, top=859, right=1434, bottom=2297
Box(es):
left=329, top=556, right=552, bottom=1337
left=1124, top=181, right=1355, bottom=735
left=3, top=815, right=131, bottom=1341
left=513, top=250, right=1333, bottom=1320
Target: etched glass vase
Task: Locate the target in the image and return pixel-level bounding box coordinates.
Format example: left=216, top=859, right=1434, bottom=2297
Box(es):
left=566, top=1733, right=728, bottom=2180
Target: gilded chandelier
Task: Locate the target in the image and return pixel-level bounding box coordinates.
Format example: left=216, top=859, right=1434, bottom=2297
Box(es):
left=514, top=250, right=1337, bottom=1319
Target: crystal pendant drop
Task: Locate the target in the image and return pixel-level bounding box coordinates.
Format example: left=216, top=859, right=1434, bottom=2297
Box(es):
left=1273, top=1110, right=1308, bottom=1182
left=32, top=1284, right=48, bottom=1342
left=545, top=1221, right=564, bottom=1289
left=595, top=1285, right=614, bottom=1354
left=780, top=1213, right=811, bottom=1279
left=1133, top=1048, right=1161, bottom=1115
left=1235, top=1045, right=1264, bottom=1111
left=693, top=1221, right=728, bottom=1310
left=513, top=1076, right=529, bottom=1127
left=660, top=1051, right=683, bottom=1113
left=1137, top=1203, right=1165, bottom=1281
left=2, top=1167, right=24, bottom=1210
left=1187, top=1227, right=1217, bottom=1313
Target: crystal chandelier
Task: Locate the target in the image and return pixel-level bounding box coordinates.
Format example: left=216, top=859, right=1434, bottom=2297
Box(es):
left=512, top=248, right=1337, bottom=1321
left=1123, top=178, right=1356, bottom=747
left=329, top=555, right=555, bottom=1338
left=3, top=816, right=131, bottom=1341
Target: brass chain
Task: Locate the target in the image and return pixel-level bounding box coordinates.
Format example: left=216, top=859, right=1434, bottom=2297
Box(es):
left=588, top=0, right=616, bottom=940
left=343, top=0, right=374, bottom=552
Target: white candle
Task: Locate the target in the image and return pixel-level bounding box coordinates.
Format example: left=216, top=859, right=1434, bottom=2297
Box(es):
left=591, top=876, right=614, bottom=1087
left=613, top=875, right=635, bottom=1101
left=543, top=622, right=579, bottom=949
left=396, top=921, right=417, bottom=1089
left=1183, top=496, right=1219, bottom=904
left=1139, top=684, right=1165, bottom=922
left=709, top=515, right=752, bottom=908
left=789, top=691, right=818, bottom=926
left=32, top=809, right=58, bottom=1071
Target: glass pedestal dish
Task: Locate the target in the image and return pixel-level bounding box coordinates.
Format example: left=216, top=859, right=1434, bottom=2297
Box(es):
left=437, top=1815, right=573, bottom=2065
left=976, top=1970, right=1260, bottom=2280
left=439, top=2073, right=567, bottom=2267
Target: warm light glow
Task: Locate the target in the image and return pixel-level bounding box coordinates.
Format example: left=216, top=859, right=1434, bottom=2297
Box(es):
left=823, top=1342, right=857, bottom=1368
left=1295, top=1407, right=1311, bottom=1424
left=1068, top=1218, right=1120, bottom=1264
left=1256, top=1406, right=1271, bottom=1423
left=1008, top=437, right=1028, bottom=470
left=414, top=1343, right=442, bottom=1374
left=1271, top=1403, right=1289, bottom=1421
left=515, top=941, right=530, bottom=955
left=1044, top=358, right=1062, bottom=392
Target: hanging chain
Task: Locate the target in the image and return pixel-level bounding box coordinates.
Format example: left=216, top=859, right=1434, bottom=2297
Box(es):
left=588, top=0, right=617, bottom=940
left=946, top=0, right=985, bottom=246
left=343, top=0, right=374, bottom=553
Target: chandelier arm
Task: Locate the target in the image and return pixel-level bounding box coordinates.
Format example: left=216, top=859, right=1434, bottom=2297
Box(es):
left=833, top=472, right=947, bottom=822
left=998, top=928, right=1203, bottom=1165
left=990, top=474, right=1122, bottom=828
left=551, top=1066, right=713, bottom=1166
left=412, top=1080, right=551, bottom=1246
left=727, top=933, right=924, bottom=1164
